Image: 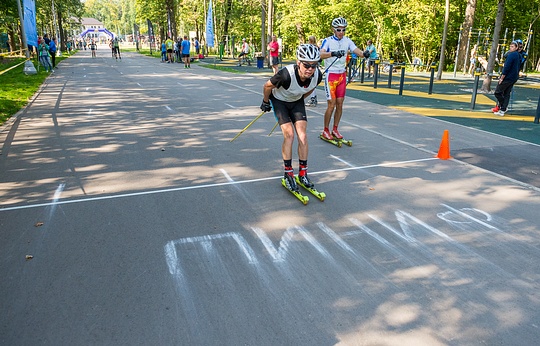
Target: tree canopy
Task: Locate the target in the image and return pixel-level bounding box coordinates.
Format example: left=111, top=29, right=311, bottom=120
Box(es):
left=2, top=0, right=539, bottom=73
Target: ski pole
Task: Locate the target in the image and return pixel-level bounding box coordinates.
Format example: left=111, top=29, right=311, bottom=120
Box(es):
left=268, top=121, right=279, bottom=136
left=322, top=55, right=339, bottom=75
left=230, top=111, right=266, bottom=142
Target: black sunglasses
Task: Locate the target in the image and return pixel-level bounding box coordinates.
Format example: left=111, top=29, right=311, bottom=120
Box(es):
left=335, top=28, right=346, bottom=32
left=302, top=62, right=318, bottom=69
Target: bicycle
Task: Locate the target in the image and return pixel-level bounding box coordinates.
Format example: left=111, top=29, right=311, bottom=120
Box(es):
left=238, top=45, right=254, bottom=66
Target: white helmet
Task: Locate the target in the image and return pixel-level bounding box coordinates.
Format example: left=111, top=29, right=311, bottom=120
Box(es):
left=331, top=17, right=348, bottom=28
left=296, top=44, right=320, bottom=62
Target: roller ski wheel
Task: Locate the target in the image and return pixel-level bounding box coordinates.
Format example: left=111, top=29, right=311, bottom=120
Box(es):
left=281, top=178, right=309, bottom=205
left=319, top=134, right=342, bottom=148
left=332, top=130, right=352, bottom=147
left=336, top=138, right=353, bottom=147
left=296, top=176, right=326, bottom=202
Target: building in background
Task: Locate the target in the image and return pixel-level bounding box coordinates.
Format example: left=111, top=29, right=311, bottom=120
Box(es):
left=77, top=17, right=114, bottom=43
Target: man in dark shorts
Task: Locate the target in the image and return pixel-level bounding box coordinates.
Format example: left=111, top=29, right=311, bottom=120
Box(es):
left=113, top=37, right=121, bottom=60
left=165, top=36, right=174, bottom=63
left=181, top=35, right=191, bottom=68
left=267, top=35, right=280, bottom=74
left=89, top=39, right=97, bottom=58
left=260, top=44, right=323, bottom=192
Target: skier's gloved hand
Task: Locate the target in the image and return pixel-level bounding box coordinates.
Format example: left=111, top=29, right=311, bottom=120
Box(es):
left=260, top=100, right=272, bottom=112
left=331, top=50, right=345, bottom=58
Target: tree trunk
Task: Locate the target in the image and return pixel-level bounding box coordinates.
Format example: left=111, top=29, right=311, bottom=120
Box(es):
left=261, top=0, right=266, bottom=61
left=457, top=0, right=477, bottom=72
left=295, top=22, right=304, bottom=44
left=159, top=25, right=165, bottom=43
left=8, top=24, right=16, bottom=52
left=57, top=10, right=65, bottom=51
left=17, top=23, right=22, bottom=52
left=223, top=0, right=233, bottom=36
left=436, top=0, right=450, bottom=80
left=267, top=0, right=273, bottom=67
left=481, top=0, right=505, bottom=92
left=165, top=0, right=176, bottom=39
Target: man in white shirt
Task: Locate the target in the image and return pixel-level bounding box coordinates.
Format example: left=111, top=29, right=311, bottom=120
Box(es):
left=319, top=17, right=364, bottom=140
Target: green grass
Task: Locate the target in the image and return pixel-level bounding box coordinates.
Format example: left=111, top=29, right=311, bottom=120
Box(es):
left=0, top=54, right=69, bottom=126
left=198, top=62, right=242, bottom=73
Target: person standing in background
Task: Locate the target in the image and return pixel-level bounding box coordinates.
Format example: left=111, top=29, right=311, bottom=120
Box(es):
left=49, top=37, right=57, bottom=69
left=468, top=44, right=478, bottom=76
left=181, top=35, right=191, bottom=68
left=113, top=37, right=121, bottom=60
left=161, top=41, right=167, bottom=62
left=89, top=39, right=97, bottom=58
left=492, top=41, right=521, bottom=116
left=38, top=38, right=53, bottom=73
left=267, top=35, right=280, bottom=74
left=365, top=39, right=377, bottom=78
left=165, top=36, right=174, bottom=63
left=194, top=37, right=200, bottom=55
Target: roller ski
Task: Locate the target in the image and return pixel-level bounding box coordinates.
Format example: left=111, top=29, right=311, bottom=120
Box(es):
left=331, top=128, right=353, bottom=147
left=335, top=137, right=353, bottom=147
left=296, top=174, right=325, bottom=201
left=281, top=172, right=309, bottom=205
left=320, top=129, right=342, bottom=147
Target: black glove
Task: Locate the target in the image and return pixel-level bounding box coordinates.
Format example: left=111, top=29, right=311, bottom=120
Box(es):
left=331, top=50, right=345, bottom=58
left=260, top=100, right=272, bottom=112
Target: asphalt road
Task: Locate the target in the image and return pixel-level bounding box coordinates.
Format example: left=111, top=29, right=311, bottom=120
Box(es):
left=1, top=50, right=540, bottom=345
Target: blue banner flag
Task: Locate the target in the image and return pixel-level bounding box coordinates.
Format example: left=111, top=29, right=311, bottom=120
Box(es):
left=205, top=0, right=214, bottom=47
left=23, top=0, right=38, bottom=47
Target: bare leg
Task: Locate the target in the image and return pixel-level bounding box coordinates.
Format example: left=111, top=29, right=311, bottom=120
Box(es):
left=280, top=122, right=295, bottom=161
left=294, top=120, right=308, bottom=160
left=323, top=98, right=337, bottom=129
left=332, top=98, right=345, bottom=128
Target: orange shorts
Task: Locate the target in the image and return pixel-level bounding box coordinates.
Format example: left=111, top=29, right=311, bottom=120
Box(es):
left=324, top=72, right=347, bottom=100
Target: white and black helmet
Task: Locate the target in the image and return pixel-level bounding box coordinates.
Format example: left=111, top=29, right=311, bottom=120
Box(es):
left=296, top=44, right=320, bottom=62
left=331, top=17, right=348, bottom=28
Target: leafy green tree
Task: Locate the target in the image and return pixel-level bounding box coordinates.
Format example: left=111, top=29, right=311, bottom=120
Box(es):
left=85, top=0, right=136, bottom=38
left=3, top=0, right=531, bottom=73
left=135, top=0, right=168, bottom=41
left=0, top=0, right=19, bottom=52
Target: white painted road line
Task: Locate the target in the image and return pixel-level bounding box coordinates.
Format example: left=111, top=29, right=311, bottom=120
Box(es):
left=220, top=169, right=234, bottom=182
left=0, top=157, right=438, bottom=212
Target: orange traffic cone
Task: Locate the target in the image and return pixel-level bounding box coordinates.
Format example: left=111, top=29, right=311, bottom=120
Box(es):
left=436, top=130, right=452, bottom=160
